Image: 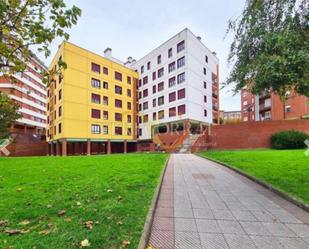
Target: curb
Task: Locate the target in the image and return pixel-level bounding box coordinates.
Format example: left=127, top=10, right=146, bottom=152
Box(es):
left=137, top=155, right=171, bottom=249
left=195, top=154, right=309, bottom=213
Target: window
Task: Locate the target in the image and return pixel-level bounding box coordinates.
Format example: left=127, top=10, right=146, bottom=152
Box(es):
left=54, top=110, right=56, bottom=119
left=168, top=48, right=173, bottom=58
left=54, top=126, right=56, bottom=135
left=153, top=98, right=156, bottom=107
left=127, top=76, right=131, bottom=84
left=158, top=96, right=164, bottom=106
left=177, top=40, right=185, bottom=53
left=91, top=124, right=100, bottom=134
left=143, top=89, right=148, bottom=97
left=58, top=89, right=62, bottom=100
left=91, top=78, right=100, bottom=88
left=204, top=95, right=207, bottom=102
left=138, top=116, right=142, bottom=124
left=127, top=115, right=132, bottom=123
left=177, top=56, right=185, bottom=68
left=115, top=99, right=122, bottom=108
left=152, top=85, right=156, bottom=94
left=91, top=93, right=101, bottom=104
left=92, top=109, right=101, bottom=119
left=147, top=61, right=151, bottom=70
left=138, top=79, right=142, bottom=87
left=169, top=107, right=176, bottom=117
left=158, top=67, right=164, bottom=78
left=285, top=105, right=291, bottom=113
left=138, top=91, right=142, bottom=99
left=103, top=125, right=108, bottom=134
left=204, top=110, right=207, bottom=116
left=127, top=102, right=131, bottom=110
left=143, top=115, right=149, bottom=123
left=115, top=71, right=122, bottom=81
left=157, top=55, right=161, bottom=64
left=152, top=71, right=156, bottom=80
left=177, top=73, right=185, bottom=84
left=127, top=89, right=131, bottom=97
left=103, top=67, right=108, bottom=75
left=178, top=88, right=186, bottom=99
left=103, top=96, right=108, bottom=105
left=203, top=67, right=207, bottom=75
left=103, top=111, right=108, bottom=120
left=169, top=92, right=176, bottom=102
left=169, top=77, right=176, bottom=87
left=115, top=113, right=122, bottom=121
left=138, top=103, right=142, bottom=111
left=143, top=76, right=148, bottom=85
left=58, top=106, right=62, bottom=117
left=158, top=110, right=164, bottom=120
left=153, top=112, right=157, bottom=121
left=115, top=126, right=122, bottom=135
left=178, top=104, right=186, bottom=115
left=141, top=65, right=144, bottom=74
left=204, top=81, right=207, bottom=89
left=91, top=63, right=100, bottom=73
left=205, top=55, right=208, bottom=63
left=103, top=81, right=108, bottom=89
left=115, top=85, right=122, bottom=94
left=143, top=101, right=148, bottom=110
left=168, top=62, right=175, bottom=72
left=127, top=128, right=132, bottom=136
left=158, top=82, right=164, bottom=91
left=138, top=128, right=142, bottom=136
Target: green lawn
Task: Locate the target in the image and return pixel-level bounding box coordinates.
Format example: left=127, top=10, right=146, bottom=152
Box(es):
left=198, top=149, right=309, bottom=205
left=0, top=153, right=168, bottom=249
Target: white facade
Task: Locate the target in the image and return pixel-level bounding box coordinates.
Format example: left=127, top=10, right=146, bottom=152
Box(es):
left=130, top=28, right=219, bottom=140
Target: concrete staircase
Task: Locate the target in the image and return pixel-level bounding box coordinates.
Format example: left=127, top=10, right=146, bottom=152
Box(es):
left=177, top=134, right=200, bottom=153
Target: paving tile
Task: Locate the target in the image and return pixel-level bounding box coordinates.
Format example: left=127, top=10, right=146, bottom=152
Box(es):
left=149, top=229, right=174, bottom=249
left=269, top=209, right=302, bottom=224
left=199, top=233, right=229, bottom=249
left=196, top=219, right=221, bottom=233
left=175, top=218, right=197, bottom=232
left=193, top=208, right=214, bottom=219
left=217, top=220, right=246, bottom=235
left=174, top=208, right=194, bottom=218
left=152, top=217, right=174, bottom=231
left=191, top=199, right=210, bottom=209
left=155, top=207, right=174, bottom=217
left=251, top=210, right=277, bottom=222
left=240, top=221, right=269, bottom=236
left=175, top=232, right=202, bottom=249
left=286, top=223, right=309, bottom=238
left=232, top=210, right=257, bottom=221
left=224, top=234, right=257, bottom=249
left=263, top=222, right=297, bottom=237
left=278, top=237, right=309, bottom=249
left=212, top=209, right=235, bottom=220
left=157, top=199, right=174, bottom=208
left=250, top=235, right=283, bottom=249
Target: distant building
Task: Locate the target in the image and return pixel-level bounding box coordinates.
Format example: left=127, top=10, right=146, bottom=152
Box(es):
left=220, top=110, right=241, bottom=124
left=241, top=89, right=309, bottom=122
left=0, top=56, right=47, bottom=135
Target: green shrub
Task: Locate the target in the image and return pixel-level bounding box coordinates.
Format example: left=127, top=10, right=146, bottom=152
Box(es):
left=271, top=130, right=308, bottom=149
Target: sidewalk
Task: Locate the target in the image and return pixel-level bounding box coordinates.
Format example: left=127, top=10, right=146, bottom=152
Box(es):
left=148, top=154, right=309, bottom=249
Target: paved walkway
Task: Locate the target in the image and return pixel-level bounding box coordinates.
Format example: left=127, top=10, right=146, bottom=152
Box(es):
left=148, top=154, right=309, bottom=249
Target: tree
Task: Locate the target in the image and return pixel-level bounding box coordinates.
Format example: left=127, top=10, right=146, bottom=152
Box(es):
left=0, top=0, right=81, bottom=79
left=0, top=92, right=22, bottom=139
left=227, top=0, right=309, bottom=98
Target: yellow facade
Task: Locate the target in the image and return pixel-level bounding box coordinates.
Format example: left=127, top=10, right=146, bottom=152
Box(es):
left=47, top=41, right=138, bottom=142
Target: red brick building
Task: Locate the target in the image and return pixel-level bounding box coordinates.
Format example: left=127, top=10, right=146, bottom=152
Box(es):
left=241, top=89, right=309, bottom=122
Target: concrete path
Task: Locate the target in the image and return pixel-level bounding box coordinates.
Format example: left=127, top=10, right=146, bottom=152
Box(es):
left=148, top=154, right=309, bottom=249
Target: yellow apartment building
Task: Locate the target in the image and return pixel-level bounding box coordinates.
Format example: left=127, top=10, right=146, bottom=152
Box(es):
left=47, top=41, right=138, bottom=156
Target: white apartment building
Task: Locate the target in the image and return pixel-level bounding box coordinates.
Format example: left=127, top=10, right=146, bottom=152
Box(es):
left=0, top=56, right=47, bottom=135
left=128, top=28, right=220, bottom=140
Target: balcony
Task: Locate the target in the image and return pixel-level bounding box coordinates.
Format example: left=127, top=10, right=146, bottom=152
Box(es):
left=213, top=106, right=218, bottom=111
left=212, top=91, right=218, bottom=98
left=259, top=104, right=271, bottom=112
left=259, top=91, right=270, bottom=99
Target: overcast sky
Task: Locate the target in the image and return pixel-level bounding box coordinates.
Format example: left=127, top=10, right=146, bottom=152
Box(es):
left=41, top=0, right=246, bottom=111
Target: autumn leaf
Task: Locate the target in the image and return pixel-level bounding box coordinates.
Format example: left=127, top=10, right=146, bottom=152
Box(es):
left=122, top=240, right=130, bottom=247
left=64, top=217, right=72, bottom=222
left=6, top=246, right=14, bottom=249
left=57, top=210, right=66, bottom=216
left=19, top=220, right=30, bottom=225
left=84, top=221, right=93, bottom=230
left=47, top=204, right=53, bottom=208
left=38, top=229, right=51, bottom=235
left=4, top=229, right=28, bottom=236
left=80, top=239, right=91, bottom=247
left=0, top=220, right=8, bottom=227
left=107, top=189, right=113, bottom=193
left=116, top=221, right=123, bottom=225
left=117, top=196, right=123, bottom=202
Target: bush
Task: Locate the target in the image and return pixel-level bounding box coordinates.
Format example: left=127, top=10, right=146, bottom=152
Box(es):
left=271, top=130, right=308, bottom=149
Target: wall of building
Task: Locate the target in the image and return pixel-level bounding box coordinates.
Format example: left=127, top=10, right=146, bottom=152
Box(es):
left=209, top=119, right=309, bottom=149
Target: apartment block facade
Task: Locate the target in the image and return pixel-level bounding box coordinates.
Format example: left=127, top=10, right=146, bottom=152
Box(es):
left=220, top=110, right=241, bottom=124
left=0, top=56, right=47, bottom=135
left=47, top=42, right=139, bottom=155
left=241, top=89, right=309, bottom=122
left=128, top=29, right=220, bottom=140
